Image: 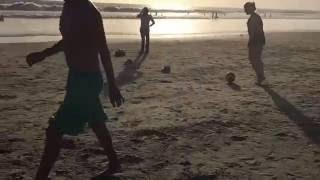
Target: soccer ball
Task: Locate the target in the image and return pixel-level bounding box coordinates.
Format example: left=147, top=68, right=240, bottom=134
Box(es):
left=161, top=65, right=171, bottom=74
left=226, top=72, right=236, bottom=84
left=114, top=49, right=126, bottom=57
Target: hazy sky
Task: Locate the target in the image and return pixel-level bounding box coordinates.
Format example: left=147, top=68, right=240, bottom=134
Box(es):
left=93, top=0, right=320, bottom=10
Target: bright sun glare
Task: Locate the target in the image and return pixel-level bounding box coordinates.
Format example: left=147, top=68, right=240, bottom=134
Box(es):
left=151, top=2, right=190, bottom=10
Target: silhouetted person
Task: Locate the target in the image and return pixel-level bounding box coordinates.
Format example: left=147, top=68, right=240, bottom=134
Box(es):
left=244, top=2, right=266, bottom=85
left=137, top=7, right=155, bottom=54
left=26, top=0, right=124, bottom=179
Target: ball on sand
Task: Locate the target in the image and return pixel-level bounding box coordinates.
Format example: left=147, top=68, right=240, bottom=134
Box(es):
left=226, top=72, right=236, bottom=84
left=114, top=49, right=126, bottom=57
left=124, top=59, right=133, bottom=66
left=161, top=65, right=171, bottom=74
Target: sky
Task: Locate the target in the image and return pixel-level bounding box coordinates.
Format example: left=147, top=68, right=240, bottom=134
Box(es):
left=93, top=0, right=320, bottom=11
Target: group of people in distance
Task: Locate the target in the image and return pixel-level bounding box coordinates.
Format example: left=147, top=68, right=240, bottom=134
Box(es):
left=25, top=0, right=266, bottom=179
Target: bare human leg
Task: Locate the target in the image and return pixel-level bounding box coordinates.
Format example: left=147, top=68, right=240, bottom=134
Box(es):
left=140, top=31, right=146, bottom=54
left=35, top=123, right=63, bottom=180
left=249, top=46, right=265, bottom=84
left=255, top=46, right=265, bottom=83
left=91, top=122, right=121, bottom=178
left=145, top=31, right=150, bottom=53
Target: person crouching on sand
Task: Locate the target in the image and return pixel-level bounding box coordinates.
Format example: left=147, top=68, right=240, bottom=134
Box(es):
left=26, top=0, right=124, bottom=179
left=244, top=2, right=267, bottom=86
left=137, top=7, right=155, bottom=54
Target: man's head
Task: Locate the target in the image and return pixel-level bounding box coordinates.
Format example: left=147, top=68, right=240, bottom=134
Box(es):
left=244, top=2, right=256, bottom=15
left=142, top=7, right=149, bottom=15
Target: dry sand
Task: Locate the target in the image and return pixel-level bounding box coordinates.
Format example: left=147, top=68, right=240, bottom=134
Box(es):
left=0, top=32, right=320, bottom=180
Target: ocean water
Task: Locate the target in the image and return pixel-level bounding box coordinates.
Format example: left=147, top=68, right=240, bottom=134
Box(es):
left=1, top=16, right=320, bottom=43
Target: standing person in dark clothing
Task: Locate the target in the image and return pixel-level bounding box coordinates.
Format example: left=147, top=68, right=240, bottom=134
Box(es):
left=244, top=2, right=267, bottom=85
left=137, top=7, right=155, bottom=54
left=26, top=0, right=124, bottom=179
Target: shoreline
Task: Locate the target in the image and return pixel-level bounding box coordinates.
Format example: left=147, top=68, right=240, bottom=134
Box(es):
left=2, top=15, right=320, bottom=20
left=1, top=31, right=320, bottom=44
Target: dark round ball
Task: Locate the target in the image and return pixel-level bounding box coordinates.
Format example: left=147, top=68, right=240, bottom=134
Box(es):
left=226, top=72, right=236, bottom=84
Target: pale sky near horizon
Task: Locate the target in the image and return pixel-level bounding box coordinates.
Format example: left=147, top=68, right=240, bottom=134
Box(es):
left=92, top=0, right=320, bottom=11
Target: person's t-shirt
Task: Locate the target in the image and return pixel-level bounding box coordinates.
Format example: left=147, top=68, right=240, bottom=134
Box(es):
left=247, top=13, right=266, bottom=46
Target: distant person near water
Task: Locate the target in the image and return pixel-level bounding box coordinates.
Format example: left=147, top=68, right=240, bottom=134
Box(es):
left=137, top=7, right=155, bottom=54
left=244, top=2, right=267, bottom=86
left=26, top=0, right=124, bottom=179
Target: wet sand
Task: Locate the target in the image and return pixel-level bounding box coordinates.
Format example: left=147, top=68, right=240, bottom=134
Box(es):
left=0, top=32, right=320, bottom=179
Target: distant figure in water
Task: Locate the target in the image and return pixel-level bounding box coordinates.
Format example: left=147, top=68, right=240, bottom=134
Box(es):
left=0, top=15, right=4, bottom=22
left=244, top=2, right=267, bottom=86
left=137, top=7, right=155, bottom=54
left=26, top=0, right=124, bottom=179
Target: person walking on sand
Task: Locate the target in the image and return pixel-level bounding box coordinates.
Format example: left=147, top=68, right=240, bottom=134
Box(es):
left=26, top=0, right=124, bottom=179
left=137, top=7, right=155, bottom=54
left=244, top=2, right=267, bottom=86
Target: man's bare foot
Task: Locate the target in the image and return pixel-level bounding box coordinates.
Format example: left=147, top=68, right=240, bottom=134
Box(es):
left=91, top=163, right=121, bottom=180
left=256, top=79, right=268, bottom=86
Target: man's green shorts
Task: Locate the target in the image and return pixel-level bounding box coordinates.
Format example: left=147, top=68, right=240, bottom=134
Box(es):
left=52, top=70, right=108, bottom=135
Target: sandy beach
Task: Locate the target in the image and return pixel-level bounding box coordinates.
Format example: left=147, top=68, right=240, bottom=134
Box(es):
left=0, top=32, right=320, bottom=180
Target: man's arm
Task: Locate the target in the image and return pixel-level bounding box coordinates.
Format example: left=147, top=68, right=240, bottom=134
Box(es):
left=257, top=17, right=266, bottom=45
left=95, top=13, right=116, bottom=86
left=149, top=15, right=155, bottom=27
left=95, top=12, right=124, bottom=107
left=248, top=17, right=257, bottom=46
left=42, top=40, right=64, bottom=57
left=248, top=15, right=265, bottom=46
left=26, top=40, right=64, bottom=66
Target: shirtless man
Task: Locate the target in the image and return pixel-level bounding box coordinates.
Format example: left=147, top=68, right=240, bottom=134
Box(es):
left=244, top=2, right=267, bottom=85
left=137, top=7, right=155, bottom=54
left=26, top=0, right=124, bottom=179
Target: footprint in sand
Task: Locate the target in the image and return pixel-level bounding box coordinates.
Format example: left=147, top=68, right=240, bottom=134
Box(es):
left=120, top=155, right=144, bottom=164
left=9, top=169, right=27, bottom=180
left=191, top=175, right=217, bottom=180
left=8, top=136, right=25, bottom=143
left=61, top=138, right=76, bottom=149
left=134, top=129, right=171, bottom=140
left=153, top=160, right=170, bottom=169
left=131, top=100, right=142, bottom=104
left=230, top=135, right=248, bottom=142
left=0, top=148, right=12, bottom=154
left=82, top=147, right=106, bottom=156
left=0, top=94, right=17, bottom=100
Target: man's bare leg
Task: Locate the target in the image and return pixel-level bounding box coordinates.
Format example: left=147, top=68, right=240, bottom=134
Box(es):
left=35, top=124, right=63, bottom=180
left=92, top=122, right=121, bottom=177
left=140, top=32, right=146, bottom=54
left=145, top=32, right=150, bottom=53
left=249, top=46, right=266, bottom=85
left=255, top=47, right=266, bottom=83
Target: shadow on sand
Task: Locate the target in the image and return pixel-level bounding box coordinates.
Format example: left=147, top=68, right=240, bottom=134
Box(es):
left=134, top=52, right=148, bottom=69
left=115, top=53, right=148, bottom=87
left=228, top=83, right=241, bottom=91
left=262, top=85, right=320, bottom=144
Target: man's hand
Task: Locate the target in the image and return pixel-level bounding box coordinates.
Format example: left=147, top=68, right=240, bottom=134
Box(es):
left=108, top=84, right=125, bottom=107
left=26, top=52, right=46, bottom=67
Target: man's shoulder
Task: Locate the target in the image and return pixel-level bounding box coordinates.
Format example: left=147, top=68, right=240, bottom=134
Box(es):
left=253, top=13, right=262, bottom=20
left=249, top=13, right=262, bottom=22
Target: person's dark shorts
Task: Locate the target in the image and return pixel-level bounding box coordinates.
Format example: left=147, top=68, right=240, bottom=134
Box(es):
left=140, top=28, right=150, bottom=36
left=51, top=70, right=108, bottom=135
